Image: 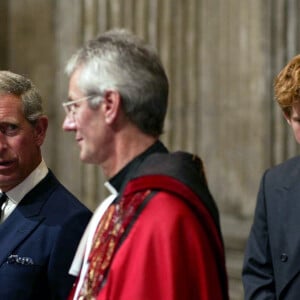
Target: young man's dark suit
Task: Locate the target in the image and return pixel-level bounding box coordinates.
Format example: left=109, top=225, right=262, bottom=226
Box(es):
left=0, top=170, right=92, bottom=300
left=243, top=155, right=300, bottom=299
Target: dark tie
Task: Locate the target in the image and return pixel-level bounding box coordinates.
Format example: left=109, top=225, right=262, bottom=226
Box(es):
left=0, top=192, right=8, bottom=219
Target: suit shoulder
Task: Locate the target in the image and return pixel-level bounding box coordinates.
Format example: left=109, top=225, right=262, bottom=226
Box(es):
left=264, top=155, right=300, bottom=187
left=50, top=185, right=90, bottom=212
left=40, top=172, right=92, bottom=218
left=267, top=155, right=300, bottom=174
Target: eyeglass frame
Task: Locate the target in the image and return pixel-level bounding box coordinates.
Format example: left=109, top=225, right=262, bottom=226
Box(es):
left=62, top=96, right=93, bottom=116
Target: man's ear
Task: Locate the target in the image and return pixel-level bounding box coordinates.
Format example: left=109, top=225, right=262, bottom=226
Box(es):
left=33, top=116, right=48, bottom=146
left=283, top=111, right=292, bottom=125
left=102, top=90, right=121, bottom=124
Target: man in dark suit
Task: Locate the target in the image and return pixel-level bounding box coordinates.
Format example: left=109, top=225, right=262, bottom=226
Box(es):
left=0, top=71, right=92, bottom=300
left=243, top=54, right=300, bottom=299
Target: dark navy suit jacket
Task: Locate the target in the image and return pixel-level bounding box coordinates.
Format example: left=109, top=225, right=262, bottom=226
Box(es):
left=243, top=156, right=300, bottom=299
left=0, top=170, right=92, bottom=300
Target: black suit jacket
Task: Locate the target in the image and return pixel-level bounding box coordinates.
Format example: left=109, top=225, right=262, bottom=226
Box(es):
left=243, top=156, right=300, bottom=299
left=0, top=170, right=92, bottom=300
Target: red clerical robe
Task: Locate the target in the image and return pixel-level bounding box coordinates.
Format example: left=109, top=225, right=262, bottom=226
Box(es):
left=71, top=152, right=229, bottom=300
left=97, top=174, right=227, bottom=299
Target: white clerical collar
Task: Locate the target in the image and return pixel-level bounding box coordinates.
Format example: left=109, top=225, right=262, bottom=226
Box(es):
left=104, top=181, right=118, bottom=196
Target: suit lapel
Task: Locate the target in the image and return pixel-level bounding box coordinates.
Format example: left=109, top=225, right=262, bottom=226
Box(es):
left=0, top=210, right=44, bottom=266
left=0, top=171, right=58, bottom=267
left=277, top=166, right=300, bottom=296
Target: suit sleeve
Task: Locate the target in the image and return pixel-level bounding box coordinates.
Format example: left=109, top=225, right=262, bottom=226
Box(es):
left=242, top=171, right=276, bottom=299
left=97, top=191, right=226, bottom=300
left=47, top=209, right=91, bottom=300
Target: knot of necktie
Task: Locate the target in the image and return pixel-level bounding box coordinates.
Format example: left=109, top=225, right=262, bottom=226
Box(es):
left=0, top=192, right=7, bottom=208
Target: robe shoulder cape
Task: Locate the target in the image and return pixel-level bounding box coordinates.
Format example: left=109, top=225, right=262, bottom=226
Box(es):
left=98, top=152, right=228, bottom=300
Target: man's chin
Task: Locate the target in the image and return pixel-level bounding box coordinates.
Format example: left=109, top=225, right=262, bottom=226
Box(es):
left=0, top=177, right=18, bottom=191
left=80, top=152, right=91, bottom=163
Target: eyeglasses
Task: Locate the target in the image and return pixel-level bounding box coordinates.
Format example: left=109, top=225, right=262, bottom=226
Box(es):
left=62, top=96, right=91, bottom=116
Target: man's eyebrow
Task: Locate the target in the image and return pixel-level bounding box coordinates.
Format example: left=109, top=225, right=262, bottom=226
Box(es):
left=0, top=120, right=18, bottom=124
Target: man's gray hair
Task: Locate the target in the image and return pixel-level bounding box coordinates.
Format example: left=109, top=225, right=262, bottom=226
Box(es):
left=65, top=28, right=169, bottom=137
left=0, top=71, right=44, bottom=124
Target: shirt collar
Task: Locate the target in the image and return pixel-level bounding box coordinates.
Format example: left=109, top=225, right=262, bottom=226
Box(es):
left=2, top=159, right=48, bottom=204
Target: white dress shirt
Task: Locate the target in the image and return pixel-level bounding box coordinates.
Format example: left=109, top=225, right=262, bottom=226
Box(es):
left=0, top=159, right=48, bottom=223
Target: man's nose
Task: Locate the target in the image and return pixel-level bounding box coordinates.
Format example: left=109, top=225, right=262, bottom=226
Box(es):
left=0, top=133, right=8, bottom=151
left=62, top=114, right=76, bottom=131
